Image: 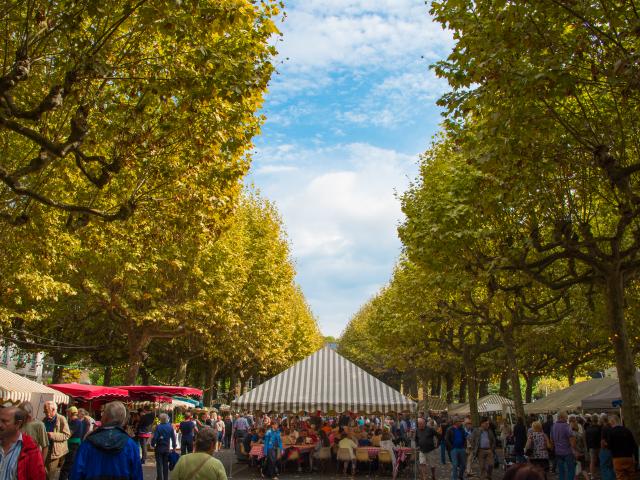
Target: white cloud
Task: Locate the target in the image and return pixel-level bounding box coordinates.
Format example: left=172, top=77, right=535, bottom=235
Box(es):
left=254, top=165, right=299, bottom=175
left=251, top=142, right=419, bottom=336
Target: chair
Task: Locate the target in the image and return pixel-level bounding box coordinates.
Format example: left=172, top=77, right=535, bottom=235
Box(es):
left=315, top=447, right=332, bottom=473
left=378, top=449, right=394, bottom=476
left=279, top=447, right=300, bottom=473
left=356, top=447, right=374, bottom=476
left=336, top=447, right=354, bottom=474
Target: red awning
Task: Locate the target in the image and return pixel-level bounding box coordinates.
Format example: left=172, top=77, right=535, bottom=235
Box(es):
left=117, top=385, right=203, bottom=399
left=48, top=383, right=130, bottom=401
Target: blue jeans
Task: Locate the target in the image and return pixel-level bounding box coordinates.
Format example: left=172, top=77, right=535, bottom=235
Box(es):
left=556, top=453, right=576, bottom=480
left=450, top=448, right=467, bottom=480
left=441, top=441, right=448, bottom=464
left=155, top=449, right=170, bottom=480
left=599, top=449, right=615, bottom=480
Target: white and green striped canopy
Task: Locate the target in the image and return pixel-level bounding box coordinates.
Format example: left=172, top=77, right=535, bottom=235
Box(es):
left=232, top=346, right=416, bottom=414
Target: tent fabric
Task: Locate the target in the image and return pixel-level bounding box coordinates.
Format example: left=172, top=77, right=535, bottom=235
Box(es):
left=48, top=383, right=130, bottom=401
left=448, top=395, right=514, bottom=416
left=581, top=373, right=640, bottom=411
left=418, top=396, right=448, bottom=412
left=232, top=346, right=416, bottom=414
left=525, top=377, right=618, bottom=414
left=0, top=367, right=69, bottom=404
left=118, top=385, right=203, bottom=399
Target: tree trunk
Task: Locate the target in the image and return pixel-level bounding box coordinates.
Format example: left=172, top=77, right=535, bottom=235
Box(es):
left=605, top=269, right=640, bottom=443
left=567, top=365, right=576, bottom=386
left=499, top=372, right=509, bottom=397
left=204, top=362, right=218, bottom=407
left=502, top=322, right=525, bottom=419
left=463, top=346, right=480, bottom=426
left=140, top=366, right=150, bottom=385
left=103, top=366, right=112, bottom=386
left=124, top=327, right=151, bottom=385
left=52, top=364, right=64, bottom=384
left=524, top=375, right=535, bottom=404
left=458, top=375, right=467, bottom=403
left=430, top=377, right=438, bottom=396
left=478, top=374, right=489, bottom=398
left=175, top=358, right=188, bottom=386
left=445, top=372, right=454, bottom=404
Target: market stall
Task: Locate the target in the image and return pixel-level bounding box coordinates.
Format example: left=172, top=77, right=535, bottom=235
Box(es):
left=0, top=367, right=69, bottom=418
left=448, top=394, right=514, bottom=416
left=525, top=377, right=618, bottom=414
left=581, top=372, right=640, bottom=411
left=233, top=346, right=416, bottom=414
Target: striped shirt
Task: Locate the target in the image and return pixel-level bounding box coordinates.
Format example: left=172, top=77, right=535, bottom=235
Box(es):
left=0, top=433, right=23, bottom=480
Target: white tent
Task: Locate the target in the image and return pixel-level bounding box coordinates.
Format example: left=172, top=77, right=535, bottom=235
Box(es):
left=525, top=377, right=618, bottom=414
left=0, top=366, right=69, bottom=418
left=448, top=394, right=514, bottom=416
left=233, top=346, right=416, bottom=414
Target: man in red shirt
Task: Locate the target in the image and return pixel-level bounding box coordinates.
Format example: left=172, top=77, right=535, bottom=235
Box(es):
left=0, top=406, right=46, bottom=480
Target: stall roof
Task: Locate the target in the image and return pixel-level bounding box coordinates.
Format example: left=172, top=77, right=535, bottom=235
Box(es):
left=418, top=396, right=448, bottom=412
left=581, top=372, right=640, bottom=411
left=117, top=385, right=203, bottom=399
left=525, top=377, right=618, bottom=414
left=0, top=367, right=69, bottom=404
left=48, top=383, right=130, bottom=401
left=232, top=346, right=416, bottom=414
left=448, top=394, right=514, bottom=416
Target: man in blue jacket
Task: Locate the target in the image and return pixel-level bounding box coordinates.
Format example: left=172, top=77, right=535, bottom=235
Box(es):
left=70, top=401, right=142, bottom=480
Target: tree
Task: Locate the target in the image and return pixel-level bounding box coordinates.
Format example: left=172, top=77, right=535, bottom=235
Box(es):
left=0, top=0, right=280, bottom=225
left=430, top=0, right=640, bottom=439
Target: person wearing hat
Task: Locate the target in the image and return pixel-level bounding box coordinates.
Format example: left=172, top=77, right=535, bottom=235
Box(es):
left=58, top=406, right=84, bottom=480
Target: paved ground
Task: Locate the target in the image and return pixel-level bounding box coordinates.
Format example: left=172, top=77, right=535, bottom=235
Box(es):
left=142, top=448, right=516, bottom=480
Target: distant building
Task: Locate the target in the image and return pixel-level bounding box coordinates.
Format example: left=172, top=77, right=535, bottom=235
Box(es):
left=326, top=342, right=338, bottom=350
left=0, top=344, right=45, bottom=382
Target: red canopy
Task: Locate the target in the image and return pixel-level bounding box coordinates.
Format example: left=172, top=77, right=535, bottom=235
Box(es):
left=48, top=383, right=130, bottom=401
left=117, top=385, right=203, bottom=399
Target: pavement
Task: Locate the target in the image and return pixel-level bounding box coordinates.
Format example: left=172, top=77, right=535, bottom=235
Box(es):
left=141, top=448, right=514, bottom=480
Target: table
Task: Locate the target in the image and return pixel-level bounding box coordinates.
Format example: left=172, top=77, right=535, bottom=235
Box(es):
left=361, top=447, right=414, bottom=476
left=249, top=443, right=317, bottom=461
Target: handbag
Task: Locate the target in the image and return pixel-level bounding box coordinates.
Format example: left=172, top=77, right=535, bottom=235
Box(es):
left=168, top=451, right=181, bottom=471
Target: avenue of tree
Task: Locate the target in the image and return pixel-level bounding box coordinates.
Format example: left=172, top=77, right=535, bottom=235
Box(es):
left=0, top=0, right=323, bottom=403
left=339, top=0, right=640, bottom=441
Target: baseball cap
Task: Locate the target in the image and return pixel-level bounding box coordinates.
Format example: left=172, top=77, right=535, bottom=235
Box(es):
left=68, top=406, right=78, bottom=414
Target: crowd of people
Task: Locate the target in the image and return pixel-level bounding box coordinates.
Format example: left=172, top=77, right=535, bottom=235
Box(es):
left=0, top=401, right=637, bottom=480
left=426, top=412, right=637, bottom=480
left=0, top=400, right=229, bottom=480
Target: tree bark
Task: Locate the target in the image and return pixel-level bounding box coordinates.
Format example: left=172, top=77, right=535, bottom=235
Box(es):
left=458, top=375, right=467, bottom=403
left=445, top=372, right=454, bottom=404
left=524, top=374, right=535, bottom=404
left=124, top=327, right=151, bottom=385
left=52, top=365, right=64, bottom=384
left=499, top=372, right=509, bottom=397
left=605, top=269, right=640, bottom=443
left=175, top=358, right=188, bottom=386
left=479, top=376, right=489, bottom=397
left=140, top=366, right=150, bottom=385
left=103, top=366, right=112, bottom=386
left=502, top=322, right=526, bottom=419
left=463, top=346, right=480, bottom=426
left=567, top=365, right=576, bottom=386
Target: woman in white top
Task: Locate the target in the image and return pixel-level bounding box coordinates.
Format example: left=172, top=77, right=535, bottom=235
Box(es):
left=215, top=417, right=225, bottom=451
left=379, top=431, right=396, bottom=479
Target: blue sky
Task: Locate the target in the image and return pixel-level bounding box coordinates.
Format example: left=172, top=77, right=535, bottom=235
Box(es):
left=247, top=0, right=453, bottom=337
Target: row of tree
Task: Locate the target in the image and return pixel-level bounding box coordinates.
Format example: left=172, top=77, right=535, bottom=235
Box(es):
left=340, top=0, right=640, bottom=441
left=0, top=0, right=323, bottom=401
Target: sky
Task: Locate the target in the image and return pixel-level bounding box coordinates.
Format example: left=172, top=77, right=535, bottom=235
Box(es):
left=247, top=0, right=454, bottom=337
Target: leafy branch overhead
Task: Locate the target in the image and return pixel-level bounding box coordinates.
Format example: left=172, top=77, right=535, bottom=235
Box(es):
left=0, top=0, right=281, bottom=225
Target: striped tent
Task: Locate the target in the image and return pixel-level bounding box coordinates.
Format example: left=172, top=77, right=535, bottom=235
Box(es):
left=0, top=366, right=69, bottom=405
left=233, top=346, right=416, bottom=414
